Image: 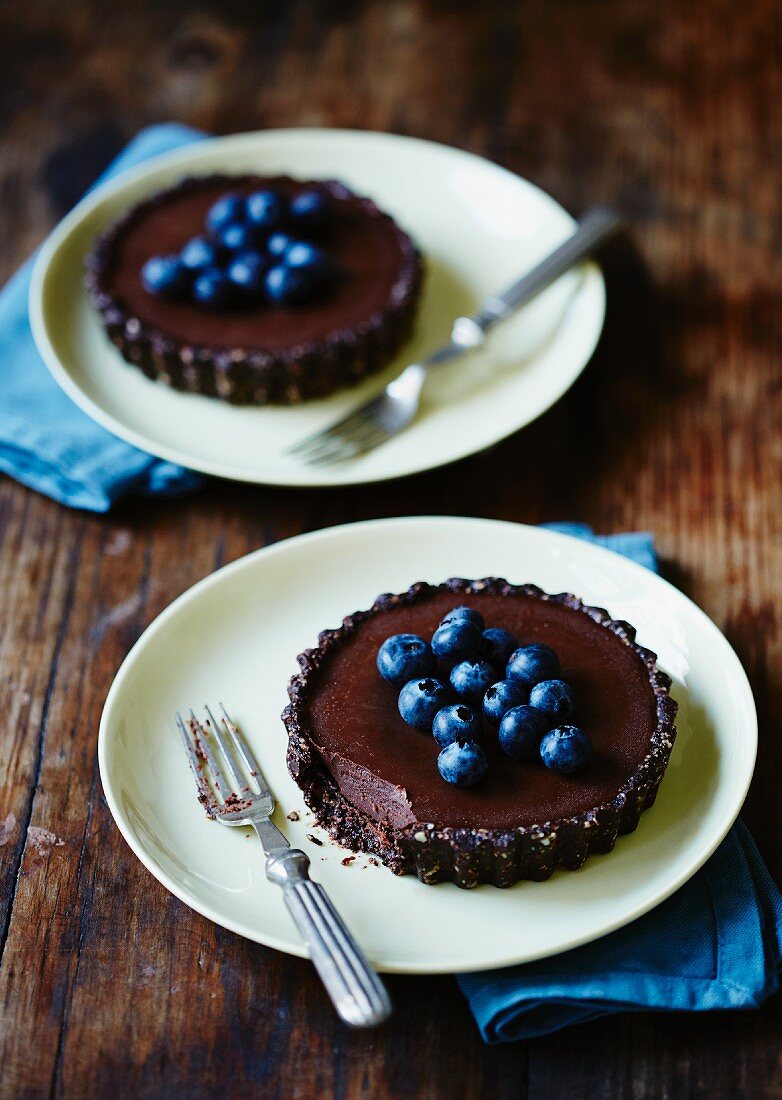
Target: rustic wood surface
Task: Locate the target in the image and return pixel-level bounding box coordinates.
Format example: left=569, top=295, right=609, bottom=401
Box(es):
left=1, top=1, right=781, bottom=1096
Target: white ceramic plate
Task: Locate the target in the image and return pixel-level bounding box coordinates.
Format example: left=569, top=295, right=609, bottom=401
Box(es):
left=30, top=129, right=605, bottom=488
left=99, top=517, right=756, bottom=974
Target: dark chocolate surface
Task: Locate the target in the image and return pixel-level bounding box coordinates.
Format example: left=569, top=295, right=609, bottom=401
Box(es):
left=304, top=589, right=658, bottom=830
left=105, top=175, right=411, bottom=349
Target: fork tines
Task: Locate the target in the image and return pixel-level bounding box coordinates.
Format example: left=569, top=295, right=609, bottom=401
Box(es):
left=176, top=705, right=264, bottom=818
left=285, top=397, right=390, bottom=467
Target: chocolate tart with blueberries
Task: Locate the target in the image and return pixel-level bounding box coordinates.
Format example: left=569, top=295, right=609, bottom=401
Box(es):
left=283, top=578, right=678, bottom=889
left=85, top=175, right=423, bottom=404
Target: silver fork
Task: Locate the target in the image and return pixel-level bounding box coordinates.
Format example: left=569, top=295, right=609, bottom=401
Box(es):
left=287, top=205, right=622, bottom=467
left=176, top=704, right=391, bottom=1028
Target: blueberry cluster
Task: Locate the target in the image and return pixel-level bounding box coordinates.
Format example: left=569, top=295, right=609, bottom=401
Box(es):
left=376, top=605, right=592, bottom=788
left=140, top=187, right=336, bottom=309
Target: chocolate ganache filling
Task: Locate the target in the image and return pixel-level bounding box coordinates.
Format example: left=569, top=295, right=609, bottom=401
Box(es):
left=104, top=175, right=414, bottom=350
left=303, top=588, right=658, bottom=831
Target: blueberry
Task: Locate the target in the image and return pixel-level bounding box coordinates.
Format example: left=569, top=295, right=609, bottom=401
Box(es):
left=227, top=251, right=266, bottom=298
left=437, top=740, right=488, bottom=787
left=432, top=704, right=482, bottom=748
left=289, top=188, right=329, bottom=228
left=528, top=678, right=574, bottom=721
left=206, top=193, right=246, bottom=233
left=180, top=236, right=222, bottom=272
left=506, top=643, right=560, bottom=688
left=267, top=232, right=293, bottom=257
left=440, top=605, right=485, bottom=632
left=376, top=634, right=434, bottom=686
left=398, top=678, right=451, bottom=730
left=540, top=725, right=592, bottom=773
left=431, top=619, right=482, bottom=664
left=450, top=658, right=497, bottom=703
left=218, top=221, right=257, bottom=252
left=498, top=705, right=549, bottom=761
left=246, top=189, right=286, bottom=230
left=264, top=263, right=316, bottom=305
left=283, top=241, right=330, bottom=279
left=482, top=679, right=528, bottom=726
left=481, top=627, right=518, bottom=668
left=140, top=254, right=188, bottom=297
left=192, top=267, right=233, bottom=308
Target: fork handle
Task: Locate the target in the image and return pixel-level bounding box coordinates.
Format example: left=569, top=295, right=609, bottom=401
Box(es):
left=469, top=205, right=623, bottom=332
left=265, top=849, right=392, bottom=1028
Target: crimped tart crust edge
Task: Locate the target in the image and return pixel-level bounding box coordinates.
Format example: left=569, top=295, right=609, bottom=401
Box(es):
left=84, top=174, right=424, bottom=405
left=282, top=578, right=679, bottom=889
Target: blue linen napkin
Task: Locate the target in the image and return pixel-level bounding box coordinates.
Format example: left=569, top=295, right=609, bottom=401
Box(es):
left=458, top=523, right=781, bottom=1041
left=1, top=124, right=206, bottom=512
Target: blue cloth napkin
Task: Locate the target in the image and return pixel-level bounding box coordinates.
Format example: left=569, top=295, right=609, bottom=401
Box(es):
left=1, top=124, right=207, bottom=512
left=458, top=523, right=781, bottom=1041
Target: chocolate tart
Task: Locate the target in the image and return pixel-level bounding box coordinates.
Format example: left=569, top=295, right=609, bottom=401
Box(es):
left=85, top=174, right=423, bottom=404
left=283, top=579, right=678, bottom=889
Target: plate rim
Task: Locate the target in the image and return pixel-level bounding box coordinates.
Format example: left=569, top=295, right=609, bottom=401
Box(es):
left=29, top=127, right=606, bottom=489
left=98, top=516, right=758, bottom=973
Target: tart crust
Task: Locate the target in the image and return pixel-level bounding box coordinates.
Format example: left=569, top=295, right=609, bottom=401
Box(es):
left=282, top=578, right=678, bottom=889
left=85, top=174, right=424, bottom=405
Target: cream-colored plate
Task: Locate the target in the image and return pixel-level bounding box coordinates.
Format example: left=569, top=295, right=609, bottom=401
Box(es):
left=30, top=129, right=605, bottom=487
left=98, top=518, right=756, bottom=974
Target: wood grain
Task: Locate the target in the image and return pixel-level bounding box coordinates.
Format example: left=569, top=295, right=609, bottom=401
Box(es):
left=0, top=0, right=781, bottom=1096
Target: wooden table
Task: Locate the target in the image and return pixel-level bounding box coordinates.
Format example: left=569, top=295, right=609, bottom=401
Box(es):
left=1, top=2, right=780, bottom=1095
